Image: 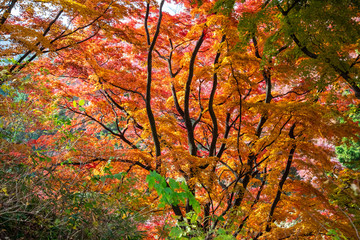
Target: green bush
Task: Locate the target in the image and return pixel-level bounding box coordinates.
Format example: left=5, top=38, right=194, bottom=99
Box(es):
left=0, top=160, right=146, bottom=240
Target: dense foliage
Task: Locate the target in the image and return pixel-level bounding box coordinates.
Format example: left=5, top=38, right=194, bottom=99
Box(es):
left=1, top=0, right=360, bottom=239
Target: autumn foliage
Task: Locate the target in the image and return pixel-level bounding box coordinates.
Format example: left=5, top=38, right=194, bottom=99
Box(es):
left=1, top=0, right=360, bottom=239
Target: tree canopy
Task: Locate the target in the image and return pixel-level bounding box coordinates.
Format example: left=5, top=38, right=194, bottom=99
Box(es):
left=1, top=0, right=360, bottom=239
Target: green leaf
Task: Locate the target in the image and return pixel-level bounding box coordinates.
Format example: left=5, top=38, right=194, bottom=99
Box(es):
left=214, top=228, right=236, bottom=240
left=217, top=228, right=227, bottom=235
left=169, top=178, right=180, bottom=189
left=113, top=173, right=125, bottom=180
left=158, top=202, right=166, bottom=209
left=79, top=99, right=85, bottom=106
left=189, top=196, right=201, bottom=214
left=100, top=176, right=107, bottom=183
left=169, top=226, right=183, bottom=238
left=181, top=182, right=189, bottom=191
left=164, top=187, right=174, bottom=200
left=190, top=213, right=198, bottom=224
left=73, top=101, right=77, bottom=108
left=146, top=175, right=156, bottom=189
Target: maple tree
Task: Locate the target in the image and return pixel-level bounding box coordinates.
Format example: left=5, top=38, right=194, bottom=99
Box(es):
left=1, top=0, right=360, bottom=239
left=0, top=80, right=149, bottom=238
left=0, top=0, right=121, bottom=84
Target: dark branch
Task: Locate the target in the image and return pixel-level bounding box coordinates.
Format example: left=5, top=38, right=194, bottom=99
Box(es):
left=0, top=0, right=17, bottom=25
left=145, top=0, right=165, bottom=171
left=184, top=29, right=206, bottom=156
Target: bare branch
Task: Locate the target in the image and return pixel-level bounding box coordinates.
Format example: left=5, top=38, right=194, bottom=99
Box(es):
left=209, top=35, right=226, bottom=157
left=184, top=29, right=206, bottom=156
left=145, top=0, right=165, bottom=172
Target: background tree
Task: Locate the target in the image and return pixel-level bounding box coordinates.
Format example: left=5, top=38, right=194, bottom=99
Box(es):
left=0, top=0, right=126, bottom=84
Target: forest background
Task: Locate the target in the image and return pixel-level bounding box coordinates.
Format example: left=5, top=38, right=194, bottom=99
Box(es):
left=0, top=0, right=360, bottom=239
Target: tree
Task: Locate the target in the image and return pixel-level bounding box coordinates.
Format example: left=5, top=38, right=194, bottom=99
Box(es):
left=0, top=58, right=149, bottom=240
left=0, top=0, right=123, bottom=84
left=7, top=0, right=360, bottom=239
